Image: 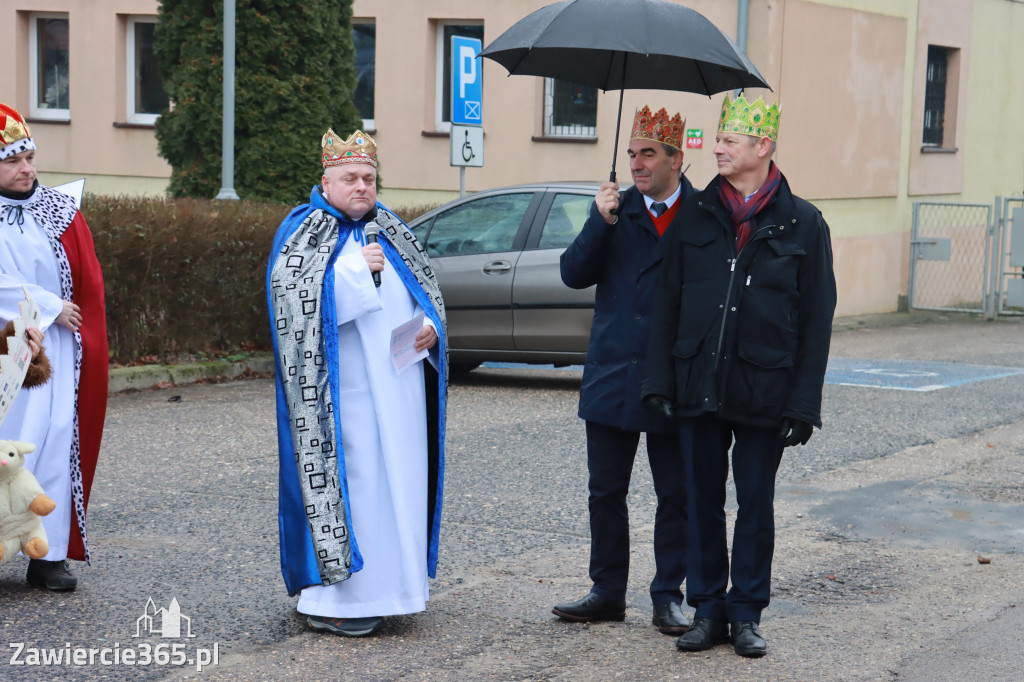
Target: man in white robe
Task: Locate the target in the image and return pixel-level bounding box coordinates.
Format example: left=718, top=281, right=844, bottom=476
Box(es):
left=267, top=129, right=447, bottom=637
left=0, top=103, right=108, bottom=591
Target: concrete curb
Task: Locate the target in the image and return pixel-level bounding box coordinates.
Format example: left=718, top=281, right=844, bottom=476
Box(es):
left=108, top=353, right=275, bottom=394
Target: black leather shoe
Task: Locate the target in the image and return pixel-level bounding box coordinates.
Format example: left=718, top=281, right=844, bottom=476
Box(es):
left=307, top=615, right=383, bottom=637
left=552, top=592, right=626, bottom=622
left=731, top=621, right=767, bottom=657
left=27, top=559, right=77, bottom=592
left=652, top=602, right=692, bottom=635
left=675, top=617, right=728, bottom=651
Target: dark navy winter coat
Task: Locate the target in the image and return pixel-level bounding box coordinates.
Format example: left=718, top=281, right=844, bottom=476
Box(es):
left=560, top=177, right=696, bottom=433
left=642, top=173, right=837, bottom=429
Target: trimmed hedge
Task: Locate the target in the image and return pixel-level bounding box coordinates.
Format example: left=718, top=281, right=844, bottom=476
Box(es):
left=85, top=195, right=438, bottom=364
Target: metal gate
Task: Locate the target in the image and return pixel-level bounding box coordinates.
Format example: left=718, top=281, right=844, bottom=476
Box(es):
left=909, top=198, right=1024, bottom=318
left=994, top=196, right=1024, bottom=316
left=909, top=201, right=993, bottom=314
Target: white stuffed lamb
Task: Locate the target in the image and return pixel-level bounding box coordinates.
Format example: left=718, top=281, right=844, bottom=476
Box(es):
left=0, top=440, right=55, bottom=563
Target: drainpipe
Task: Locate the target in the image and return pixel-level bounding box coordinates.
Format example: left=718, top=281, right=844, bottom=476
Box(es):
left=735, top=0, right=749, bottom=97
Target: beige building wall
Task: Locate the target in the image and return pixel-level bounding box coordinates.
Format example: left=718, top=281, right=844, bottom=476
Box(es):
left=907, top=0, right=973, bottom=196
left=1, top=0, right=170, bottom=196
left=745, top=0, right=1022, bottom=314
left=363, top=0, right=739, bottom=204
left=2, top=0, right=1023, bottom=316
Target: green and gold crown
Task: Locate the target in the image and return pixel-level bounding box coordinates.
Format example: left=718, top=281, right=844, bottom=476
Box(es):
left=718, top=94, right=781, bottom=142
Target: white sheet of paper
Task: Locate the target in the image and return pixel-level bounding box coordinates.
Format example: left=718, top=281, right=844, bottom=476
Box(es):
left=390, top=312, right=428, bottom=374
left=0, top=288, right=42, bottom=428
left=52, top=178, right=86, bottom=208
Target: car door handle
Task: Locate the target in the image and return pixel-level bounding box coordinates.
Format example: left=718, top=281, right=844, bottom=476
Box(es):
left=482, top=261, right=512, bottom=274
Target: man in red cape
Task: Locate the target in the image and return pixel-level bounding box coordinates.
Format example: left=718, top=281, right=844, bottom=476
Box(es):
left=0, top=102, right=107, bottom=591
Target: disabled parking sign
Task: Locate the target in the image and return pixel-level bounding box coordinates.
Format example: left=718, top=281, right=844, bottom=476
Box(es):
left=450, top=124, right=484, bottom=167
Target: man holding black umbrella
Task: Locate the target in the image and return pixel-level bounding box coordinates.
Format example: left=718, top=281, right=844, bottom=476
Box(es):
left=555, top=106, right=694, bottom=635
left=642, top=95, right=836, bottom=657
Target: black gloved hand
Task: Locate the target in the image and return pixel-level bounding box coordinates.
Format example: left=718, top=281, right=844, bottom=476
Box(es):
left=779, top=418, right=813, bottom=447
left=643, top=394, right=678, bottom=420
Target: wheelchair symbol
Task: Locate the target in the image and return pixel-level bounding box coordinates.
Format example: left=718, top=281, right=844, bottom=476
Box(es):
left=461, top=130, right=475, bottom=163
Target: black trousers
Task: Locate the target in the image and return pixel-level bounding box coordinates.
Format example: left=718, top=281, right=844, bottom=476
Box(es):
left=585, top=421, right=687, bottom=605
left=680, top=414, right=784, bottom=623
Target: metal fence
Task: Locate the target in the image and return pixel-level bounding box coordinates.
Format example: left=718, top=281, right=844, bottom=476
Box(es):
left=909, top=201, right=993, bottom=314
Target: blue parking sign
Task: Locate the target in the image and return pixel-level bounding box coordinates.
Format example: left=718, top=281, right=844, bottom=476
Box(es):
left=451, top=36, right=482, bottom=125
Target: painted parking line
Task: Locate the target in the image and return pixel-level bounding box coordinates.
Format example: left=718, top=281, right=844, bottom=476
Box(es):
left=480, top=362, right=583, bottom=372
left=480, top=358, right=1024, bottom=393
left=826, top=358, right=1024, bottom=392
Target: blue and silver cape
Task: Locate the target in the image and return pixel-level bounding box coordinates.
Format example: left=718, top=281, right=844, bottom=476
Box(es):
left=266, top=186, right=447, bottom=596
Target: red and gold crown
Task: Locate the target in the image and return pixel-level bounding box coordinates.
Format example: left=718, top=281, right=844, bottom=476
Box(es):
left=322, top=128, right=377, bottom=168
left=0, top=103, right=35, bottom=161
left=630, top=106, right=685, bottom=150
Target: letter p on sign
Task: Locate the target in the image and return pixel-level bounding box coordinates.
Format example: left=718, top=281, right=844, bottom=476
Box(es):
left=459, top=46, right=476, bottom=98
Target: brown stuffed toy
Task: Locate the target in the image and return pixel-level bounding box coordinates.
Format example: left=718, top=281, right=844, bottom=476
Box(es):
left=0, top=320, right=51, bottom=388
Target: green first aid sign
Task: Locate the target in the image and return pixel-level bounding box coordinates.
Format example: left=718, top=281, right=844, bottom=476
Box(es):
left=686, top=128, right=703, bottom=149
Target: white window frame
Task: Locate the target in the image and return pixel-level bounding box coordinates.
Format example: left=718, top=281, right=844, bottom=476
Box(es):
left=29, top=12, right=70, bottom=121
left=352, top=19, right=376, bottom=131
left=126, top=16, right=163, bottom=125
left=434, top=20, right=483, bottom=133
left=543, top=78, right=597, bottom=138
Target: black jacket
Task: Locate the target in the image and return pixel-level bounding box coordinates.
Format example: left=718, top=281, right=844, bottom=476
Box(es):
left=642, top=173, right=837, bottom=428
left=561, top=176, right=696, bottom=432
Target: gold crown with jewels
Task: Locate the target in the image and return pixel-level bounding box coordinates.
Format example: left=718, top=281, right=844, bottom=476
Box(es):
left=718, top=94, right=781, bottom=142
left=630, top=106, right=685, bottom=150
left=322, top=128, right=378, bottom=168
left=0, top=103, right=35, bottom=161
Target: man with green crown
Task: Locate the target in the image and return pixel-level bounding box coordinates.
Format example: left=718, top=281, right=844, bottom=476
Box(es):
left=642, top=94, right=837, bottom=657
left=266, top=129, right=447, bottom=637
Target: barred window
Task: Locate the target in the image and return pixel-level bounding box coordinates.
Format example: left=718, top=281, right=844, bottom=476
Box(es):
left=544, top=78, right=597, bottom=138
left=923, top=45, right=948, bottom=146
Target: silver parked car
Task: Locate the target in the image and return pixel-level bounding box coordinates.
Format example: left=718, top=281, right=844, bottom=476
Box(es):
left=408, top=182, right=600, bottom=371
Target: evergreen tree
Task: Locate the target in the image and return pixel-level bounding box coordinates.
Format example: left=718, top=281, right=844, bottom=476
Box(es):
left=154, top=0, right=363, bottom=203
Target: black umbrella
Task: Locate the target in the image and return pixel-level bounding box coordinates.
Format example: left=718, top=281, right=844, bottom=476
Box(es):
left=480, top=0, right=771, bottom=181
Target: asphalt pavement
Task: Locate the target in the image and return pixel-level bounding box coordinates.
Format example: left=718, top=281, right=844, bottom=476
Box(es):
left=1, top=311, right=1023, bottom=680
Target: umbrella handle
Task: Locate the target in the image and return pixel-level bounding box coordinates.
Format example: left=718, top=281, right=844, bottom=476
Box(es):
left=609, top=170, right=620, bottom=216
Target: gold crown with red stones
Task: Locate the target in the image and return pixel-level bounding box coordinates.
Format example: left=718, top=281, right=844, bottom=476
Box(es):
left=322, top=128, right=378, bottom=168
left=630, top=106, right=685, bottom=150
left=0, top=103, right=35, bottom=161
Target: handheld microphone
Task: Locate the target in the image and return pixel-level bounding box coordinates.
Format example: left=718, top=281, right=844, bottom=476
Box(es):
left=365, top=224, right=382, bottom=287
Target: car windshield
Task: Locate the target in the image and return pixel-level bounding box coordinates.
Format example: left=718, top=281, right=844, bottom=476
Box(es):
left=419, top=192, right=534, bottom=256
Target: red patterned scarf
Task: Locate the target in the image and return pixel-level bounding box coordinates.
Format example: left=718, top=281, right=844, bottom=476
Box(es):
left=717, top=160, right=782, bottom=252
